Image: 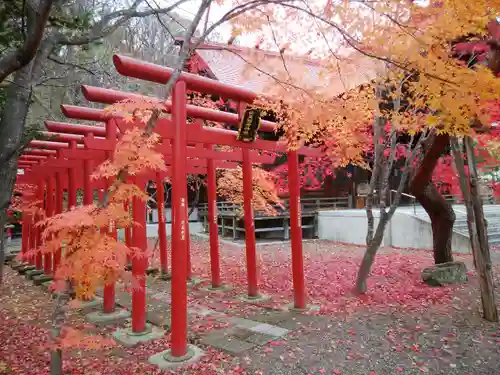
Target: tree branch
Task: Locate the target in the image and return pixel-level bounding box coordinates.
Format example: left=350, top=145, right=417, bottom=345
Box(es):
left=0, top=0, right=55, bottom=83
left=57, top=0, right=190, bottom=46
left=47, top=55, right=96, bottom=76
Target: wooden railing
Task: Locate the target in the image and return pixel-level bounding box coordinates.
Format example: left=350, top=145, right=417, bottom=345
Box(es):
left=198, top=196, right=350, bottom=217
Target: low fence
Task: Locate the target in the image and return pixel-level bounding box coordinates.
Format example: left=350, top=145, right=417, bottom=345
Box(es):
left=197, top=197, right=350, bottom=240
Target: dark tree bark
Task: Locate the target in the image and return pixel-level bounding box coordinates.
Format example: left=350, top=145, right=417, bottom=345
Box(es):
left=409, top=134, right=455, bottom=264
left=0, top=61, right=35, bottom=282
left=0, top=38, right=55, bottom=283
left=0, top=0, right=55, bottom=83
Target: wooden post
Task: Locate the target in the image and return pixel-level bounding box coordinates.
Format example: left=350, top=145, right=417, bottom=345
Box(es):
left=464, top=136, right=498, bottom=322
left=451, top=138, right=477, bottom=268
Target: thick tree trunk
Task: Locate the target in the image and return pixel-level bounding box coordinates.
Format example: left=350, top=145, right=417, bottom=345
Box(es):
left=0, top=62, right=34, bottom=283
left=0, top=40, right=54, bottom=282
left=410, top=134, right=455, bottom=264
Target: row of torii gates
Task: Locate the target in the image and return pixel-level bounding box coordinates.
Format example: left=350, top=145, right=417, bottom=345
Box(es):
left=16, top=55, right=322, bottom=361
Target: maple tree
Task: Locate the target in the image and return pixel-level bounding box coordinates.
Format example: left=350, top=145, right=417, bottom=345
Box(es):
left=225, top=0, right=499, bottom=295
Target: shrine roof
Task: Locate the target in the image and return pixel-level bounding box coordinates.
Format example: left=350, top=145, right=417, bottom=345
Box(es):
left=176, top=38, right=382, bottom=98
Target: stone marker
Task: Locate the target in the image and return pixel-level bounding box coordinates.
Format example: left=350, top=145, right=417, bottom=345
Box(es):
left=421, top=261, right=468, bottom=287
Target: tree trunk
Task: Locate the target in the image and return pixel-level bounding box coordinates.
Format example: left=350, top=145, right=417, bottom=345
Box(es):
left=451, top=137, right=478, bottom=268
left=0, top=39, right=55, bottom=283
left=50, top=281, right=70, bottom=375
left=0, top=62, right=34, bottom=283
left=464, top=137, right=498, bottom=322
left=356, top=217, right=388, bottom=293
left=410, top=134, right=455, bottom=264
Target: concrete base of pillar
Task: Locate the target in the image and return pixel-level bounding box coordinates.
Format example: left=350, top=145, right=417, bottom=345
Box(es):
left=25, top=269, right=44, bottom=280
left=200, top=284, right=233, bottom=293
left=86, top=309, right=131, bottom=324
left=5, top=253, right=20, bottom=263
left=11, top=261, right=27, bottom=270
left=237, top=293, right=271, bottom=304
left=73, top=297, right=103, bottom=310
left=148, top=345, right=205, bottom=370
left=187, top=277, right=205, bottom=286
left=33, top=274, right=53, bottom=285
left=112, top=324, right=165, bottom=347
left=18, top=264, right=36, bottom=274
left=286, top=303, right=321, bottom=313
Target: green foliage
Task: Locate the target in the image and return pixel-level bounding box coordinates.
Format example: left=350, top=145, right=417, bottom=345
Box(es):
left=0, top=1, right=24, bottom=53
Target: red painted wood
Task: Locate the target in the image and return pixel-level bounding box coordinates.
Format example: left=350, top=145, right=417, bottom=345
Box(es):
left=206, top=145, right=221, bottom=288
left=113, top=54, right=259, bottom=104
left=61, top=104, right=109, bottom=122
left=83, top=159, right=94, bottom=205
left=35, top=179, right=44, bottom=270
left=170, top=81, right=189, bottom=357
left=288, top=150, right=306, bottom=309
left=53, top=172, right=63, bottom=271
left=240, top=104, right=259, bottom=298
left=60, top=148, right=106, bottom=161
left=41, top=131, right=84, bottom=143
left=131, top=177, right=148, bottom=333
left=44, top=176, right=54, bottom=275
left=156, top=172, right=168, bottom=276
left=81, top=85, right=276, bottom=132
left=99, top=186, right=116, bottom=315
left=23, top=148, right=57, bottom=156
left=19, top=155, right=47, bottom=160
left=45, top=120, right=107, bottom=137
left=30, top=140, right=72, bottom=149
left=29, top=213, right=36, bottom=265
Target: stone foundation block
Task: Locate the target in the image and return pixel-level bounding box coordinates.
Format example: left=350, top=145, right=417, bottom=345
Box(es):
left=148, top=345, right=205, bottom=370
left=86, top=309, right=131, bottom=324
left=112, top=324, right=165, bottom=347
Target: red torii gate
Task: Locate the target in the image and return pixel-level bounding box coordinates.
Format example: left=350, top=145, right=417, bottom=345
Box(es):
left=42, top=116, right=256, bottom=334
left=73, top=53, right=319, bottom=361
left=15, top=52, right=321, bottom=364
left=17, top=140, right=108, bottom=281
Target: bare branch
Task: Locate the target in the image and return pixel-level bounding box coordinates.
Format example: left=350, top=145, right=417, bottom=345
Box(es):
left=57, top=0, right=191, bottom=46
left=48, top=55, right=96, bottom=76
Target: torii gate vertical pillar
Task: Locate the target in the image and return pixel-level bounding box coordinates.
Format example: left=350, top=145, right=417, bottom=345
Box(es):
left=206, top=148, right=222, bottom=289
left=238, top=104, right=259, bottom=299
left=131, top=177, right=148, bottom=333
left=242, top=149, right=259, bottom=298
left=29, top=211, right=36, bottom=266
left=20, top=210, right=33, bottom=269
left=156, top=172, right=169, bottom=279
left=43, top=175, right=54, bottom=276
left=102, top=181, right=116, bottom=315
left=34, top=178, right=44, bottom=271
left=287, top=150, right=307, bottom=310
left=83, top=159, right=94, bottom=205
left=169, top=80, right=190, bottom=358
left=53, top=172, right=63, bottom=271
left=112, top=175, right=161, bottom=345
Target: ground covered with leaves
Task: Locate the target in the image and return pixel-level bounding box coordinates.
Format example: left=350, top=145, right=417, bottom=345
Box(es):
left=1, top=238, right=499, bottom=375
